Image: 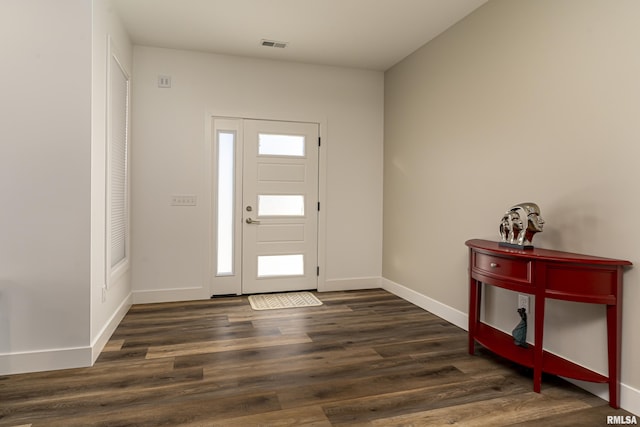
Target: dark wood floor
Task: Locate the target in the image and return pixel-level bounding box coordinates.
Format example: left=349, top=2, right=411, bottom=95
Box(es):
left=1, top=289, right=634, bottom=426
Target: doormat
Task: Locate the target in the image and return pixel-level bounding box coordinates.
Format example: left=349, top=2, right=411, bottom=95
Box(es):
left=248, top=292, right=323, bottom=311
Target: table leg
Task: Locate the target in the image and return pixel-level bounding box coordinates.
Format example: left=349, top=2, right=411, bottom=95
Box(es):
left=533, top=293, right=545, bottom=393
left=468, top=278, right=480, bottom=355
left=607, top=302, right=621, bottom=408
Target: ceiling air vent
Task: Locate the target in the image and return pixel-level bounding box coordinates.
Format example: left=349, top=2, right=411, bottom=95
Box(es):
left=260, top=39, right=288, bottom=49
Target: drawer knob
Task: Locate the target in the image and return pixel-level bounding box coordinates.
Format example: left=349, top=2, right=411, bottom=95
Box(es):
left=490, top=262, right=498, bottom=268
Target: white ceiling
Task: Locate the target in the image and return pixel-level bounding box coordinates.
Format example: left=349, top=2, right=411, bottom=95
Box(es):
left=111, top=0, right=488, bottom=71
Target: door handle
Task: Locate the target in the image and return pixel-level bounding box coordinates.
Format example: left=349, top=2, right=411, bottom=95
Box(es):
left=245, top=218, right=261, bottom=224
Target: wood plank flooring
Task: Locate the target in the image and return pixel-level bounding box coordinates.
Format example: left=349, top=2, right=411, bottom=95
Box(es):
left=1, top=289, right=635, bottom=426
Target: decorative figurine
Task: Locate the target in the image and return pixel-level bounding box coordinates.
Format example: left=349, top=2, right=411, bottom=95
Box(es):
left=499, top=202, right=544, bottom=249
left=512, top=308, right=528, bottom=347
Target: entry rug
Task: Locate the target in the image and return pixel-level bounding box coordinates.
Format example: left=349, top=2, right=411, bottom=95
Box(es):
left=248, top=292, right=323, bottom=311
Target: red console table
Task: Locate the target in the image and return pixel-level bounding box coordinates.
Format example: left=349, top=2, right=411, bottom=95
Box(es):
left=466, top=239, right=631, bottom=408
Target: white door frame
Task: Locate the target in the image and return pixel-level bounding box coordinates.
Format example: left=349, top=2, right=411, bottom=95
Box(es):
left=207, top=112, right=328, bottom=296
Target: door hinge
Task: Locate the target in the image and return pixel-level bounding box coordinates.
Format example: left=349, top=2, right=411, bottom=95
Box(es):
left=318, top=136, right=321, bottom=147
left=317, top=201, right=320, bottom=211
left=317, top=266, right=320, bottom=276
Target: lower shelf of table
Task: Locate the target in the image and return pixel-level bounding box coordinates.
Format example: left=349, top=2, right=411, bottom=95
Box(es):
left=472, top=322, right=609, bottom=384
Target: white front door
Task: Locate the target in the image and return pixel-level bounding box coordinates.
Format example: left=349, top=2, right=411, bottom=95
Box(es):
left=241, top=120, right=319, bottom=294
left=211, top=117, right=319, bottom=295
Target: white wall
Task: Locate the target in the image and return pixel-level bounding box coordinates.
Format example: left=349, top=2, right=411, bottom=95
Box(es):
left=0, top=0, right=92, bottom=374
left=131, top=47, right=383, bottom=302
left=383, top=0, right=640, bottom=413
left=90, top=0, right=133, bottom=361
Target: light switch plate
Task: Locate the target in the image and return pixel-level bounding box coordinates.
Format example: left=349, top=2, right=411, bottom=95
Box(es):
left=171, top=194, right=197, bottom=206
left=158, top=75, right=171, bottom=88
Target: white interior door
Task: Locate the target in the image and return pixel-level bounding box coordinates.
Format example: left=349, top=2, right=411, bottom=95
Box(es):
left=241, top=120, right=319, bottom=294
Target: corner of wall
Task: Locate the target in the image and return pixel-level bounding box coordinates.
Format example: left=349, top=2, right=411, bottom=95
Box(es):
left=0, top=347, right=93, bottom=376
left=91, top=291, right=132, bottom=363
left=381, top=277, right=640, bottom=415
left=381, top=277, right=468, bottom=330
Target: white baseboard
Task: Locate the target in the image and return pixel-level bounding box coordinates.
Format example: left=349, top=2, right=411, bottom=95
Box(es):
left=132, top=286, right=208, bottom=304
left=381, top=277, right=467, bottom=330
left=319, top=277, right=381, bottom=292
left=0, top=293, right=133, bottom=375
left=381, top=277, right=640, bottom=416
left=0, top=346, right=92, bottom=376
left=620, top=383, right=640, bottom=416
left=91, top=292, right=132, bottom=363
left=133, top=278, right=382, bottom=303
left=563, top=378, right=640, bottom=416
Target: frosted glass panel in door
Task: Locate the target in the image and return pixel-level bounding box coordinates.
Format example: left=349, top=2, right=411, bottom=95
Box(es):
left=258, top=195, right=305, bottom=216
left=257, top=254, right=304, bottom=277
left=258, top=134, right=305, bottom=157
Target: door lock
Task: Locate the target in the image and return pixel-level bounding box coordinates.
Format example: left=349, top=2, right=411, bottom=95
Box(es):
left=246, top=206, right=252, bottom=212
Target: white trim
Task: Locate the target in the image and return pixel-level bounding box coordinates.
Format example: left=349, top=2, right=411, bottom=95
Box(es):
left=317, top=120, right=328, bottom=294
left=562, top=378, right=640, bottom=416
left=105, top=35, right=131, bottom=289
left=135, top=277, right=380, bottom=302
left=381, top=277, right=468, bottom=330
left=133, top=286, right=207, bottom=304
left=209, top=118, right=243, bottom=295
left=109, top=257, right=129, bottom=289
left=206, top=112, right=328, bottom=297
left=381, top=277, right=640, bottom=415
left=620, top=382, right=640, bottom=417
left=90, top=292, right=132, bottom=363
left=320, top=277, right=381, bottom=292
left=0, top=346, right=92, bottom=376
left=0, top=293, right=130, bottom=375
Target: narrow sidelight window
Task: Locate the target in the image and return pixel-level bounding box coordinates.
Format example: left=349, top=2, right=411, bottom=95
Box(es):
left=216, top=131, right=235, bottom=275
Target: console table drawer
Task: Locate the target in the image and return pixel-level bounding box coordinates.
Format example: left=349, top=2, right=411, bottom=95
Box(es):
left=544, top=265, right=617, bottom=303
left=473, top=253, right=531, bottom=283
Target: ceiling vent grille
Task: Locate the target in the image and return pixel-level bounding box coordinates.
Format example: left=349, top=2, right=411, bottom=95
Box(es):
left=260, top=39, right=288, bottom=49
